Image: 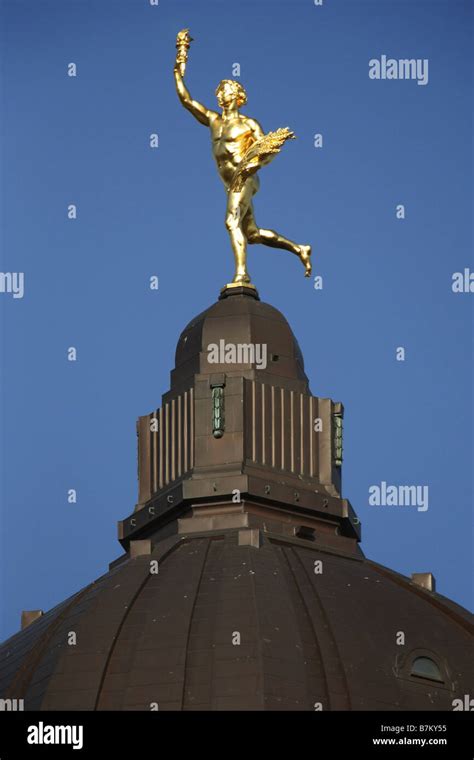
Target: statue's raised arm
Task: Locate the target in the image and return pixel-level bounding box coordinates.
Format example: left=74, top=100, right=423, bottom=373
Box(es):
left=174, top=29, right=217, bottom=127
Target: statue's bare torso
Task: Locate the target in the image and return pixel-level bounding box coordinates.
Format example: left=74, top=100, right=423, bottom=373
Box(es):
left=209, top=114, right=262, bottom=188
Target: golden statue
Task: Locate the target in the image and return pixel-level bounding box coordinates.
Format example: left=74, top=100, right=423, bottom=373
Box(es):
left=174, top=29, right=312, bottom=290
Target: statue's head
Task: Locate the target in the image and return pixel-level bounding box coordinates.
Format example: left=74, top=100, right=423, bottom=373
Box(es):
left=215, top=79, right=247, bottom=109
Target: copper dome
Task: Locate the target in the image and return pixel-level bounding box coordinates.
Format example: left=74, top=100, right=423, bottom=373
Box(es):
left=1, top=290, right=472, bottom=711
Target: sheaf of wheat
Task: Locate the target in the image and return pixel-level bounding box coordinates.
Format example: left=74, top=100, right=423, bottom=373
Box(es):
left=230, top=127, right=295, bottom=192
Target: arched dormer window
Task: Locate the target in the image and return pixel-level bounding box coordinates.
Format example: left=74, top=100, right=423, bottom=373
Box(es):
left=410, top=656, right=444, bottom=683
left=394, top=649, right=452, bottom=691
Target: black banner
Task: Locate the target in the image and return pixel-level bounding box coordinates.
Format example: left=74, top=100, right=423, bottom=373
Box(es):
left=0, top=711, right=472, bottom=758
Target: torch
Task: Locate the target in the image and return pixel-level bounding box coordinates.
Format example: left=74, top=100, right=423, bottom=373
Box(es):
left=175, top=29, right=193, bottom=76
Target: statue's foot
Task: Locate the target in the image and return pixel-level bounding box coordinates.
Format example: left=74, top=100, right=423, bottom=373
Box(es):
left=232, top=272, right=251, bottom=285
left=298, top=245, right=312, bottom=277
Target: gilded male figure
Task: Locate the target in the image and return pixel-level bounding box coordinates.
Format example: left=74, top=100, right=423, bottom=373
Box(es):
left=174, top=29, right=312, bottom=287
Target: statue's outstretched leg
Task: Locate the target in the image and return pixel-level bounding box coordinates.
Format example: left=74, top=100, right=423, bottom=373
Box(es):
left=225, top=180, right=254, bottom=284
left=243, top=204, right=312, bottom=277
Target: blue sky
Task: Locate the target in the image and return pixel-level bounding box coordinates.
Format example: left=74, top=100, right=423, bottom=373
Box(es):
left=0, top=0, right=472, bottom=641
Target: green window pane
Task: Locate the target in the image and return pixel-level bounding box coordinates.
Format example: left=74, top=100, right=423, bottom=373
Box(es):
left=411, top=657, right=443, bottom=682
